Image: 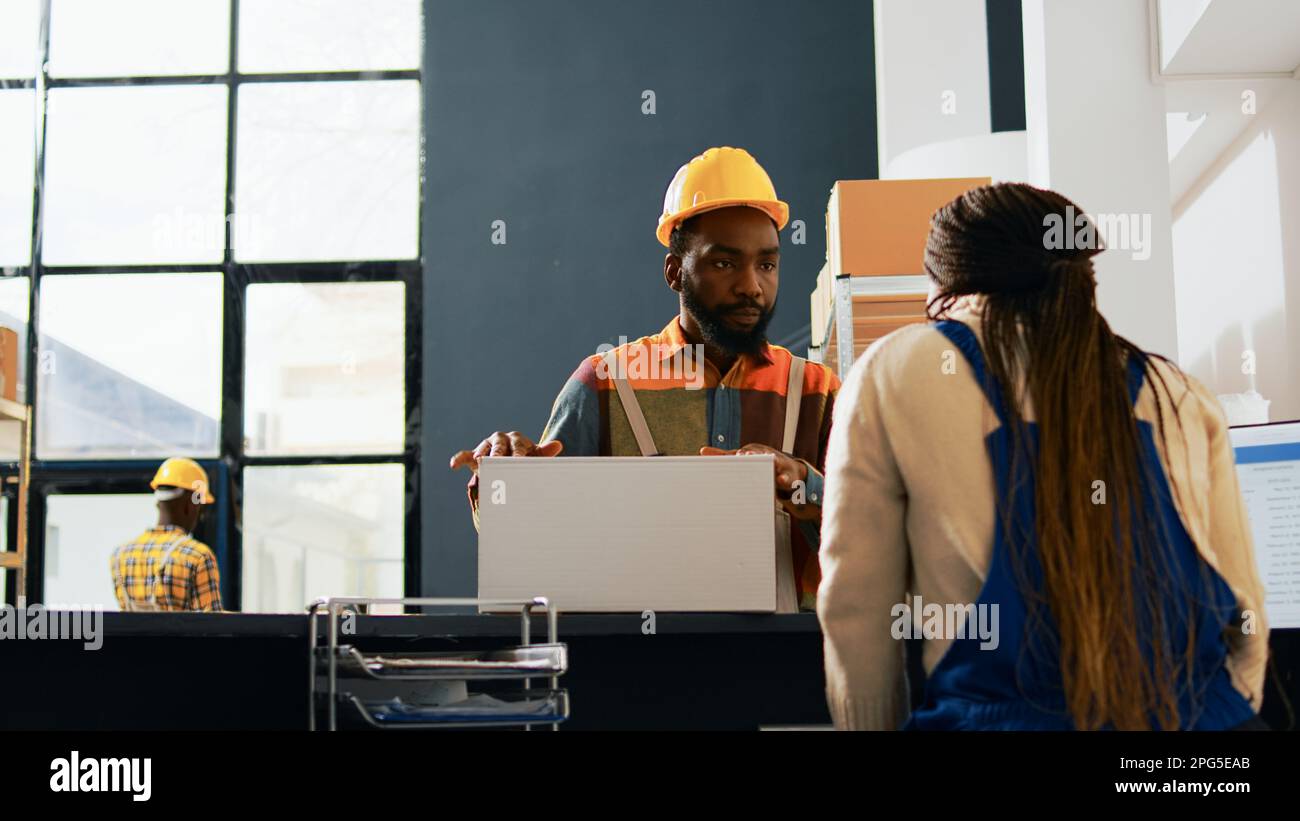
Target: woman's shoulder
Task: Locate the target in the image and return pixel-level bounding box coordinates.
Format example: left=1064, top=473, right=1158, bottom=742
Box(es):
left=1136, top=352, right=1224, bottom=430
left=856, top=321, right=949, bottom=370
left=836, top=322, right=971, bottom=416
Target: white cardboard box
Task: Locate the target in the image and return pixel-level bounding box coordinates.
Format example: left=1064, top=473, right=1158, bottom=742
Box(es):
left=478, top=455, right=777, bottom=612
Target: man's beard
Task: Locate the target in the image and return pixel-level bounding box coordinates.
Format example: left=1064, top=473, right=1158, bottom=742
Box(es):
left=681, top=274, right=777, bottom=357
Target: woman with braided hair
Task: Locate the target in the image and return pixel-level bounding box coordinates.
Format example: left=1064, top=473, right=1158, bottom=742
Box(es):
left=817, top=182, right=1269, bottom=730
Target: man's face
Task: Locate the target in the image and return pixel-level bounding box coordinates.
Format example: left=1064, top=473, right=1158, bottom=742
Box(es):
left=671, top=207, right=780, bottom=355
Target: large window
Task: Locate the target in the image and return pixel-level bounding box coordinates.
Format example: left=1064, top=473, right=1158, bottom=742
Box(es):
left=1, top=0, right=422, bottom=611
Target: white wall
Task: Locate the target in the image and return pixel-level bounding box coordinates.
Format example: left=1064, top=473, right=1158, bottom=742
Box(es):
left=1022, top=0, right=1180, bottom=359
left=874, top=0, right=991, bottom=174
left=1173, top=83, right=1300, bottom=422
left=883, top=130, right=1028, bottom=182
left=872, top=0, right=1296, bottom=419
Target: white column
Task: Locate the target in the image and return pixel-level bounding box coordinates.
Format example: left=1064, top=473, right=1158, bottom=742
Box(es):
left=874, top=0, right=992, bottom=174
left=1022, top=0, right=1179, bottom=358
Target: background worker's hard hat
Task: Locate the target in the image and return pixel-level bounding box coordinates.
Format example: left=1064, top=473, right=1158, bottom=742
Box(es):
left=656, top=146, right=790, bottom=247
left=151, top=457, right=215, bottom=504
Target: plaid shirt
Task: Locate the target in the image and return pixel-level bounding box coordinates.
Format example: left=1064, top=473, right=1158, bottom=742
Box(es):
left=540, top=316, right=840, bottom=608
left=109, top=526, right=223, bottom=612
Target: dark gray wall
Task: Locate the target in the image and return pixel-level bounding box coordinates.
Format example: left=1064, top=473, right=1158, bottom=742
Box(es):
left=421, top=0, right=877, bottom=596
left=985, top=0, right=1027, bottom=133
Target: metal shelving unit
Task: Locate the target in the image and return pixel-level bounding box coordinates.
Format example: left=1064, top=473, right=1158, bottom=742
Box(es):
left=810, top=178, right=989, bottom=377
left=808, top=274, right=930, bottom=377
left=308, top=596, right=568, bottom=731
left=0, top=398, right=32, bottom=596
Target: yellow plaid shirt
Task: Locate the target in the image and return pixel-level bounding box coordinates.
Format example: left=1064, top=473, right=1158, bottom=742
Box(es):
left=109, top=526, right=223, bottom=612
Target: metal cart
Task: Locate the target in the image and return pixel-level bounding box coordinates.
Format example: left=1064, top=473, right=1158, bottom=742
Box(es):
left=308, top=596, right=568, bottom=731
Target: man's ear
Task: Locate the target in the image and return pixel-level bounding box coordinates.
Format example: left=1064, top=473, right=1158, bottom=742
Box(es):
left=664, top=253, right=684, bottom=293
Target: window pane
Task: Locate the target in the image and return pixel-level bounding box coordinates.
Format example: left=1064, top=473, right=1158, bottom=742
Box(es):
left=43, top=85, right=228, bottom=266
left=44, top=493, right=158, bottom=609
left=49, top=0, right=230, bottom=78
left=0, top=0, right=42, bottom=79
left=234, top=80, right=419, bottom=263
left=242, top=464, right=404, bottom=613
left=245, top=281, right=404, bottom=456
left=0, top=90, right=36, bottom=267
left=38, top=273, right=222, bottom=459
left=238, top=0, right=421, bottom=73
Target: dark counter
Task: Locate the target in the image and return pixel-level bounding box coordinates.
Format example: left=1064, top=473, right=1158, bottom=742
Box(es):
left=92, top=610, right=824, bottom=638
left=0, top=612, right=833, bottom=731
left=5, top=612, right=1294, bottom=730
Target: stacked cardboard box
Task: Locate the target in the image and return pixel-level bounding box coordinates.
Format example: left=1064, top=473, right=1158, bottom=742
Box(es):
left=823, top=291, right=931, bottom=365
left=0, top=327, right=17, bottom=401
left=811, top=177, right=990, bottom=373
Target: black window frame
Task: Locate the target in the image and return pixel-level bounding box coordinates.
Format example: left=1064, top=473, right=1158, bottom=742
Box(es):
left=1, top=0, right=424, bottom=610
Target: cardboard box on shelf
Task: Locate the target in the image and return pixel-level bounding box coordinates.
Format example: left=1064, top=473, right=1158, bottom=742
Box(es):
left=0, top=327, right=17, bottom=402
left=810, top=263, right=831, bottom=348
left=812, top=177, right=990, bottom=368
left=824, top=293, right=930, bottom=365
left=827, top=177, right=990, bottom=278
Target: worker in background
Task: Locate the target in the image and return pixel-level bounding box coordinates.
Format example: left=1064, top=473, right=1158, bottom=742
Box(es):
left=451, top=146, right=841, bottom=610
left=110, top=457, right=222, bottom=612
left=818, top=182, right=1269, bottom=730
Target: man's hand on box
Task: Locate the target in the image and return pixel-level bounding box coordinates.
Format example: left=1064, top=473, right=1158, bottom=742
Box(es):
left=699, top=443, right=807, bottom=493
left=450, top=432, right=564, bottom=475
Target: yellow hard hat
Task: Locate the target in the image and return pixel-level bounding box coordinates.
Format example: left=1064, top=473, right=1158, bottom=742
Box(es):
left=150, top=457, right=215, bottom=504
left=656, top=146, right=789, bottom=247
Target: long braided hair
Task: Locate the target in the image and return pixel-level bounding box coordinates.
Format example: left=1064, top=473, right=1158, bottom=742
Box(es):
left=924, top=182, right=1195, bottom=730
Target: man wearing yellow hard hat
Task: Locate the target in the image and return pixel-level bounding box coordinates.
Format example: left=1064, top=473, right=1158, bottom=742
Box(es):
left=109, top=457, right=222, bottom=612
left=451, top=147, right=841, bottom=609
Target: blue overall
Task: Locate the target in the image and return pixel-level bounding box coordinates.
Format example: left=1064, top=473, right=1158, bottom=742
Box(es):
left=904, top=321, right=1254, bottom=730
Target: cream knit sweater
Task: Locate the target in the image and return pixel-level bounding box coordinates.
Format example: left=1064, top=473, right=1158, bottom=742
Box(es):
left=816, top=303, right=1270, bottom=730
